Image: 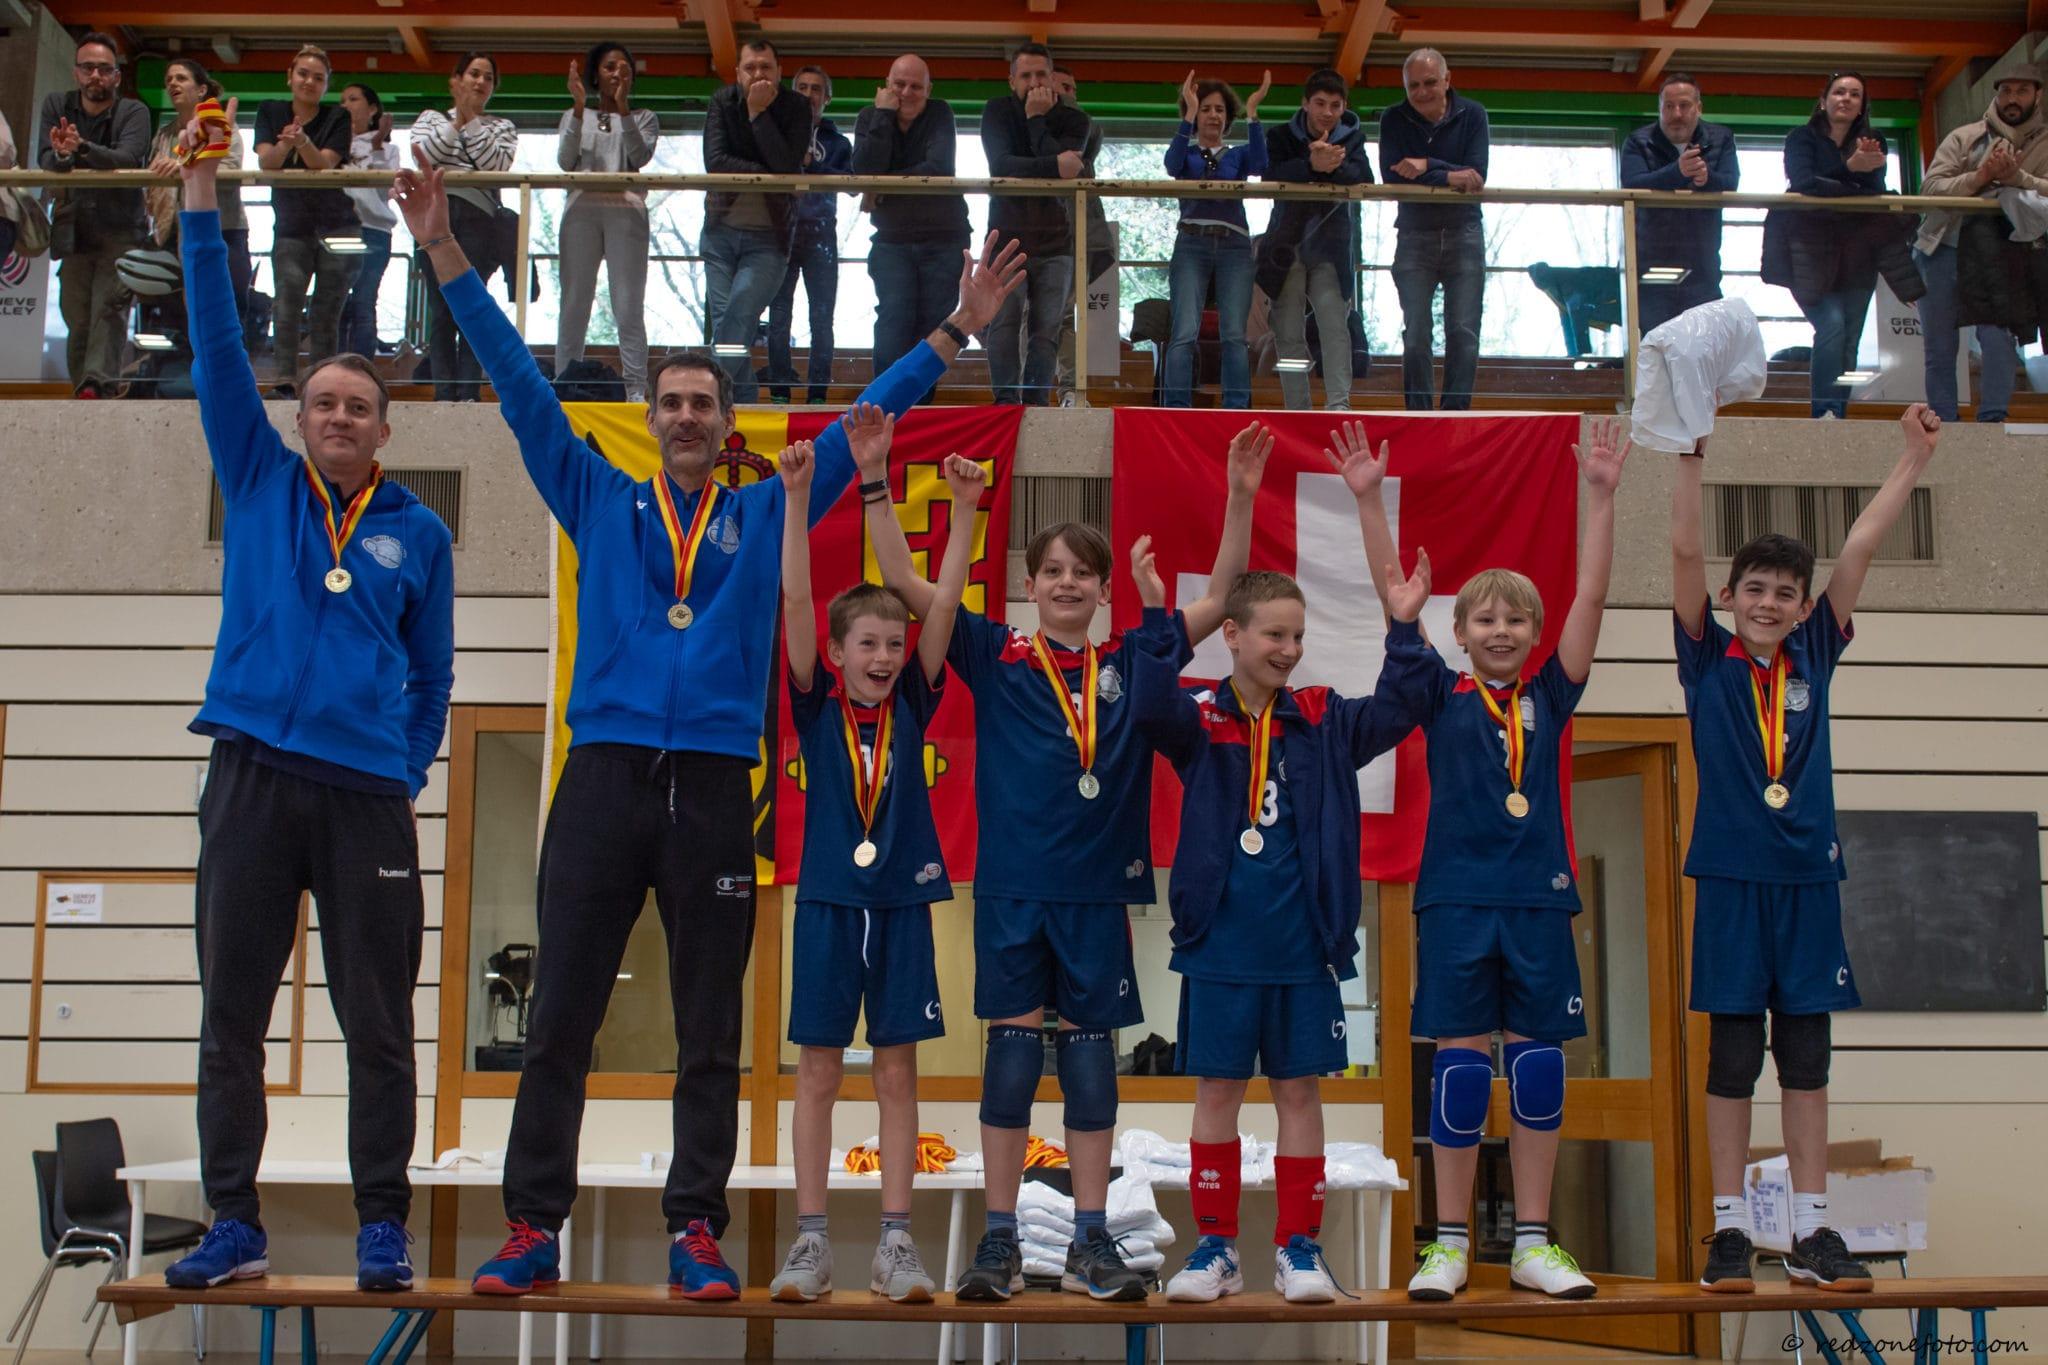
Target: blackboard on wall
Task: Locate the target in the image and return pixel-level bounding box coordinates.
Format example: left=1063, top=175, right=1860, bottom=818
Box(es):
left=1836, top=811, right=2047, bottom=1012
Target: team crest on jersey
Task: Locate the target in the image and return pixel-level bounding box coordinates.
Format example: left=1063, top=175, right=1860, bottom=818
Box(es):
left=1551, top=872, right=1572, bottom=892
left=1785, top=678, right=1811, bottom=712
left=1518, top=696, right=1536, bottom=729
left=362, top=534, right=404, bottom=569
left=1097, top=663, right=1124, bottom=703
left=1125, top=860, right=1146, bottom=879
left=709, top=514, right=742, bottom=554
left=914, top=862, right=943, bottom=885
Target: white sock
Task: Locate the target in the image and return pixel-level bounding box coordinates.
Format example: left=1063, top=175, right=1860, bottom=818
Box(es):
left=1794, top=1193, right=1829, bottom=1240
left=1513, top=1224, right=1550, bottom=1257
left=1714, top=1196, right=1749, bottom=1235
left=1434, top=1220, right=1470, bottom=1253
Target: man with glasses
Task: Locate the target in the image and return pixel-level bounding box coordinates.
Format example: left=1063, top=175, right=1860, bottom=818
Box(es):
left=36, top=32, right=151, bottom=398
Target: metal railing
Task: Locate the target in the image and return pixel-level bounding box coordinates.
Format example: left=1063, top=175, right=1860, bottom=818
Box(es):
left=0, top=167, right=2004, bottom=402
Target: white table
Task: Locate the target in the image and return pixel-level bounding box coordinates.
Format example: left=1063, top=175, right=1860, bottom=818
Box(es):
left=117, top=1159, right=981, bottom=1365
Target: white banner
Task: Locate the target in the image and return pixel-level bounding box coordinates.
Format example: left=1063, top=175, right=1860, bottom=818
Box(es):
left=0, top=239, right=53, bottom=381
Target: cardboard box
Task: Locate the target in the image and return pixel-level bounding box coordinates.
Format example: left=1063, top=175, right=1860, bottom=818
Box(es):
left=1744, top=1140, right=1932, bottom=1254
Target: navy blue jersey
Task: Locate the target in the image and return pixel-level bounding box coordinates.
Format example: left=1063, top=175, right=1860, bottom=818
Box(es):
left=946, top=608, right=1190, bottom=903
left=1171, top=738, right=1326, bottom=985
left=1676, top=595, right=1852, bottom=885
left=788, top=662, right=951, bottom=907
left=1414, top=652, right=1588, bottom=913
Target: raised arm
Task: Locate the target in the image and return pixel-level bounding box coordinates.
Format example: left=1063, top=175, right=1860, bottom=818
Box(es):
left=848, top=405, right=937, bottom=619
left=780, top=440, right=820, bottom=691
left=1555, top=416, right=1631, bottom=683
left=1180, top=422, right=1272, bottom=643
left=1672, top=442, right=1710, bottom=635
left=919, top=455, right=990, bottom=685
left=1327, top=422, right=1399, bottom=617
left=1824, top=404, right=1939, bottom=623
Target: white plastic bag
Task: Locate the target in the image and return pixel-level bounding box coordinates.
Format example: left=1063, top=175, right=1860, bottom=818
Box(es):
left=1630, top=296, right=1767, bottom=453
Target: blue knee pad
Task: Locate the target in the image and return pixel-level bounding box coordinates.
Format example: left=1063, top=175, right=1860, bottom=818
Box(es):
left=979, top=1025, right=1044, bottom=1130
left=1430, top=1047, right=1493, bottom=1149
left=1054, top=1028, right=1118, bottom=1133
left=1505, top=1040, right=1565, bottom=1131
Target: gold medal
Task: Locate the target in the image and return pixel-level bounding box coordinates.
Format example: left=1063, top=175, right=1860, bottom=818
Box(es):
left=1471, top=674, right=1530, bottom=820
left=840, top=684, right=894, bottom=869
left=1077, top=773, right=1100, bottom=800
left=324, top=567, right=353, bottom=594
left=1029, top=632, right=1099, bottom=798
left=303, top=458, right=382, bottom=598
left=652, top=470, right=721, bottom=637
left=853, top=839, right=879, bottom=868
left=1239, top=827, right=1265, bottom=856
left=1764, top=783, right=1790, bottom=810
left=1746, top=650, right=1793, bottom=813
left=668, top=602, right=694, bottom=630
left=1505, top=791, right=1531, bottom=819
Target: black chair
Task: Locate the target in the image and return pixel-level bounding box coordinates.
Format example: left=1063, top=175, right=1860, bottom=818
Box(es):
left=6, top=1150, right=122, bottom=1365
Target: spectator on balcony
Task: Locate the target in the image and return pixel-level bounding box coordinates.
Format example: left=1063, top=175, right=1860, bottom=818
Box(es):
left=1621, top=72, right=1739, bottom=334
left=146, top=59, right=249, bottom=312
left=980, top=42, right=1091, bottom=404
left=555, top=41, right=660, bottom=401
left=765, top=64, right=852, bottom=404
left=412, top=52, right=517, bottom=401
left=1051, top=64, right=1112, bottom=405
left=255, top=46, right=358, bottom=391
left=1162, top=71, right=1269, bottom=408
left=37, top=31, right=151, bottom=398
left=1916, top=65, right=2047, bottom=423
left=340, top=82, right=399, bottom=360
left=1263, top=66, right=1372, bottom=411
left=704, top=37, right=813, bottom=402
left=853, top=54, right=972, bottom=383
left=1381, top=48, right=1488, bottom=411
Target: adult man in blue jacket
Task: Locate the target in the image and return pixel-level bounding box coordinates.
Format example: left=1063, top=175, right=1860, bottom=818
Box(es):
left=1263, top=68, right=1373, bottom=410
left=1380, top=49, right=1490, bottom=410
left=163, top=110, right=455, bottom=1296
left=386, top=149, right=1022, bottom=1299
left=1620, top=74, right=1740, bottom=333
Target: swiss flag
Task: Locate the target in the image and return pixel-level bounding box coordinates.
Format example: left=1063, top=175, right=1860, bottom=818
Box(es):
left=1109, top=409, right=1581, bottom=881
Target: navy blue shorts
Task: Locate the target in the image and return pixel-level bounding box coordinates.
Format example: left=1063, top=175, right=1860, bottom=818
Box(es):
left=1411, top=905, right=1586, bottom=1042
left=1689, top=877, right=1860, bottom=1015
left=972, top=897, right=1141, bottom=1029
left=1175, top=976, right=1348, bottom=1081
left=789, top=901, right=946, bottom=1049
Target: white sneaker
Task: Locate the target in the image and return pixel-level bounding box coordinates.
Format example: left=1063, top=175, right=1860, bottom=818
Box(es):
left=1165, top=1237, right=1243, bottom=1302
left=768, top=1231, right=832, bottom=1301
left=1406, top=1241, right=1468, bottom=1301
left=1273, top=1235, right=1341, bottom=1304
left=870, top=1228, right=935, bottom=1303
left=1510, top=1243, right=1597, bottom=1299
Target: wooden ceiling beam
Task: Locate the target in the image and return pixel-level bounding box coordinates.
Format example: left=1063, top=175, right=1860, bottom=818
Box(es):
left=1638, top=0, right=1667, bottom=21
left=1391, top=8, right=2018, bottom=58
left=1636, top=44, right=1675, bottom=90
left=1335, top=0, right=1390, bottom=81
left=396, top=21, right=429, bottom=67
left=1669, top=0, right=1712, bottom=29
left=693, top=0, right=735, bottom=76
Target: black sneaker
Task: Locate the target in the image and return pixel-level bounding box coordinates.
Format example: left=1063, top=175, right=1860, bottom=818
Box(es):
left=1698, top=1228, right=1755, bottom=1293
left=1786, top=1227, right=1872, bottom=1293
left=955, top=1227, right=1023, bottom=1302
left=1060, top=1226, right=1148, bottom=1302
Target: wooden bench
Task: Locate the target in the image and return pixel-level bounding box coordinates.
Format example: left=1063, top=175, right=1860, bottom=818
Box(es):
left=102, top=1274, right=2048, bottom=1365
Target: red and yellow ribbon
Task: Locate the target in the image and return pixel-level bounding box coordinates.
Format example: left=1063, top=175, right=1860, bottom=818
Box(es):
left=1023, top=1136, right=1069, bottom=1170
left=842, top=1133, right=960, bottom=1175
left=1746, top=649, right=1790, bottom=786
left=838, top=685, right=894, bottom=844
left=650, top=473, right=721, bottom=609
left=1028, top=632, right=1098, bottom=779
left=1472, top=676, right=1529, bottom=801
left=1230, top=681, right=1276, bottom=832
left=303, top=457, right=383, bottom=572
left=176, top=96, right=234, bottom=165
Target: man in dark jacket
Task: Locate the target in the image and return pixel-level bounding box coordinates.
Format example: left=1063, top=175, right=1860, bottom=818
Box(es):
left=764, top=64, right=853, bottom=404
left=36, top=32, right=151, bottom=397
left=979, top=42, right=1090, bottom=404
left=1265, top=67, right=1373, bottom=410
left=1052, top=65, right=1114, bottom=404
left=1380, top=49, right=1489, bottom=410
left=854, top=54, right=972, bottom=380
left=702, top=38, right=812, bottom=401
left=1621, top=73, right=1739, bottom=333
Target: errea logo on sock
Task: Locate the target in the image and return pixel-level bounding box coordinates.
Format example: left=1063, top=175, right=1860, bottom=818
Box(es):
left=1196, top=1168, right=1222, bottom=1187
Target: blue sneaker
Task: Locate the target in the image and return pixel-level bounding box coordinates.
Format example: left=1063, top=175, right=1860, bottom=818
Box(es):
left=472, top=1220, right=560, bottom=1296
left=165, top=1219, right=268, bottom=1288
left=1166, top=1235, right=1244, bottom=1302
left=669, top=1219, right=739, bottom=1300
left=356, top=1220, right=414, bottom=1292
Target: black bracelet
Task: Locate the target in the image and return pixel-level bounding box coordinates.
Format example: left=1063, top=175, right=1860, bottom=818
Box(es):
left=859, top=478, right=889, bottom=500
left=938, top=320, right=970, bottom=349
left=862, top=492, right=891, bottom=506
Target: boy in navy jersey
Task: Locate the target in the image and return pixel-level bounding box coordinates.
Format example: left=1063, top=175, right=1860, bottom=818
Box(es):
left=1675, top=407, right=1941, bottom=1295
left=867, top=420, right=1274, bottom=1301
left=767, top=432, right=988, bottom=1305
left=1133, top=554, right=1435, bottom=1305
left=1346, top=417, right=1630, bottom=1301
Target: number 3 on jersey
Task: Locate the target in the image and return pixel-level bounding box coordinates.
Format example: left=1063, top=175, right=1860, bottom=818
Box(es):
left=1258, top=779, right=1278, bottom=828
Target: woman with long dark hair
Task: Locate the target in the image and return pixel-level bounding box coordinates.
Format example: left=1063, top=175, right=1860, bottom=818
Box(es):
left=555, top=40, right=659, bottom=400
left=340, top=81, right=399, bottom=359
left=411, top=51, right=517, bottom=400
left=1783, top=72, right=1890, bottom=418
left=145, top=57, right=250, bottom=309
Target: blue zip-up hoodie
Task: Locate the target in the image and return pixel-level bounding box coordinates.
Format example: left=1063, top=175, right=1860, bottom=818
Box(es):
left=438, top=266, right=945, bottom=761
left=1164, top=120, right=1268, bottom=232
left=180, top=210, right=455, bottom=798
left=1131, top=611, right=1433, bottom=975
left=1378, top=92, right=1491, bottom=231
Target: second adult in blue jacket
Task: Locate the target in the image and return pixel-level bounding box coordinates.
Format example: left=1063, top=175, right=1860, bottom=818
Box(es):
left=1620, top=112, right=1739, bottom=305
left=1378, top=92, right=1491, bottom=231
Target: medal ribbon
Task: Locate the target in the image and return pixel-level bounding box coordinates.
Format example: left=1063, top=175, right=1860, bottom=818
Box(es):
left=1028, top=632, right=1098, bottom=777
left=651, top=473, right=721, bottom=606
left=1471, top=676, right=1528, bottom=798
left=1230, top=681, right=1276, bottom=832
left=303, top=458, right=383, bottom=573
left=1745, top=649, right=1789, bottom=785
left=838, top=685, right=894, bottom=841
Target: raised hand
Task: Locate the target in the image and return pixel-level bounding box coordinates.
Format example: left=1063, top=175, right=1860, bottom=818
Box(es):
left=1024, top=85, right=1056, bottom=118
left=1179, top=70, right=1198, bottom=121
left=1226, top=421, right=1274, bottom=497
left=842, top=402, right=895, bottom=478
left=1386, top=547, right=1432, bottom=623
left=1573, top=415, right=1632, bottom=493
left=1847, top=136, right=1886, bottom=173
left=942, top=453, right=988, bottom=503
left=50, top=118, right=82, bottom=158
left=177, top=97, right=239, bottom=190
left=278, top=121, right=305, bottom=150
left=1245, top=70, right=1272, bottom=119
left=745, top=75, right=778, bottom=117
left=391, top=143, right=453, bottom=244
left=375, top=112, right=394, bottom=146
left=1308, top=140, right=1344, bottom=173
left=1129, top=533, right=1167, bottom=609
left=778, top=439, right=815, bottom=492
left=874, top=83, right=899, bottom=110
left=1324, top=420, right=1389, bottom=497
left=568, top=58, right=587, bottom=108
left=1900, top=402, right=1941, bottom=464
left=953, top=230, right=1028, bottom=335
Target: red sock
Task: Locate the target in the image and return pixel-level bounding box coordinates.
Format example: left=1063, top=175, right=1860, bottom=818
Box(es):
left=1188, top=1139, right=1241, bottom=1239
left=1274, top=1154, right=1327, bottom=1247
